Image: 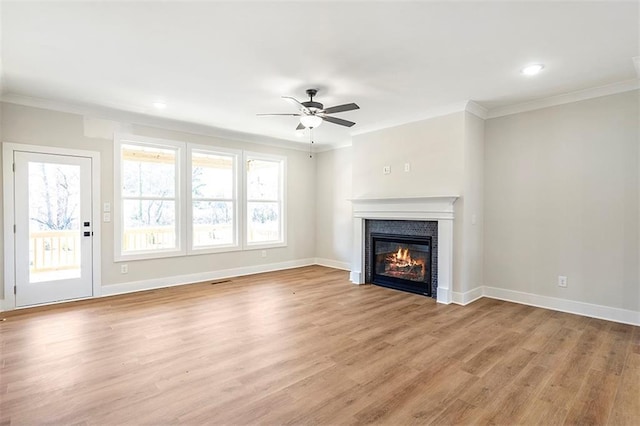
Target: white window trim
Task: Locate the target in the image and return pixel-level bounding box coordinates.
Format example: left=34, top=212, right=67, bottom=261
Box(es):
left=243, top=151, right=287, bottom=250
left=187, top=144, right=242, bottom=255
left=114, top=133, right=187, bottom=261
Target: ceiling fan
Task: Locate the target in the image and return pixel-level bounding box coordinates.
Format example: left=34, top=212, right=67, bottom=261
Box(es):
left=258, top=89, right=359, bottom=130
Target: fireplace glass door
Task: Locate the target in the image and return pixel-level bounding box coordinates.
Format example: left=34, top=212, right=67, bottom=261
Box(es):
left=371, top=233, right=432, bottom=296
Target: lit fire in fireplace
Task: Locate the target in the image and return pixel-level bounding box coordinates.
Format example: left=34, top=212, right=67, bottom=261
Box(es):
left=383, top=245, right=426, bottom=279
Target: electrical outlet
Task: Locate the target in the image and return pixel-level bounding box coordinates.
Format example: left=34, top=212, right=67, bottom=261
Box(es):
left=261, top=250, right=267, bottom=258
left=121, top=264, right=128, bottom=274
left=558, top=275, right=567, bottom=287
left=404, top=163, right=411, bottom=172
left=383, top=165, right=391, bottom=175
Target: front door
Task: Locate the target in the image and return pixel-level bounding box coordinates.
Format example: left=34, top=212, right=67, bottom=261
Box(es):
left=13, top=151, right=93, bottom=307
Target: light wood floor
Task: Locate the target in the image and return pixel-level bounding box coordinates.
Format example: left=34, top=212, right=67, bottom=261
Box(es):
left=1, top=266, right=638, bottom=425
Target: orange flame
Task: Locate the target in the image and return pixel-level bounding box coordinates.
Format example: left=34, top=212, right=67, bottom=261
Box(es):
left=396, top=247, right=410, bottom=261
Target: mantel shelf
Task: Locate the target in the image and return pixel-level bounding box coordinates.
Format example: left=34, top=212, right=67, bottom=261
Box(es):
left=349, top=196, right=459, bottom=204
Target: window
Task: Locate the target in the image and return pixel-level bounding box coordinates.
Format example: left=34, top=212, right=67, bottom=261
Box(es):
left=115, top=135, right=286, bottom=260
left=115, top=136, right=184, bottom=260
left=189, top=147, right=239, bottom=253
left=245, top=153, right=286, bottom=247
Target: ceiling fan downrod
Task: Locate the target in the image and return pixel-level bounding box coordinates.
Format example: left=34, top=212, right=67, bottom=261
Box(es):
left=303, top=89, right=323, bottom=112
left=306, top=89, right=317, bottom=102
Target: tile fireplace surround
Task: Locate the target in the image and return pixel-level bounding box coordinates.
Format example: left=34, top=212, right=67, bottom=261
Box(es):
left=350, top=196, right=458, bottom=304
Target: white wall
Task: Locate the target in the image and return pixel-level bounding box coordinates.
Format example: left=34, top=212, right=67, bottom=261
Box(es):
left=315, top=146, right=352, bottom=269
left=1, top=102, right=317, bottom=301
left=484, top=90, right=639, bottom=312
left=352, top=112, right=465, bottom=198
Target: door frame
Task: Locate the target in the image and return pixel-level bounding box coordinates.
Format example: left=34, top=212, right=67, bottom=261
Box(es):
left=3, top=142, right=102, bottom=310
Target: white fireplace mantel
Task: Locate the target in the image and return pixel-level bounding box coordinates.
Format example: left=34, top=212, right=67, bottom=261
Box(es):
left=349, top=196, right=459, bottom=304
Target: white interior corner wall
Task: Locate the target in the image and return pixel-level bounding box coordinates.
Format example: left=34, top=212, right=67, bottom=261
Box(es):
left=314, top=147, right=352, bottom=270
left=459, top=112, right=485, bottom=297
left=484, top=89, right=640, bottom=314
left=0, top=102, right=317, bottom=303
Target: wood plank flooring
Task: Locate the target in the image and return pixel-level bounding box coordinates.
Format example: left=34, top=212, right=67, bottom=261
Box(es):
left=1, top=265, right=638, bottom=425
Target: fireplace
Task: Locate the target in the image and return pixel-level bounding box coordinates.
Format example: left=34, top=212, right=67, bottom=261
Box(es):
left=350, top=196, right=457, bottom=304
left=371, top=233, right=432, bottom=296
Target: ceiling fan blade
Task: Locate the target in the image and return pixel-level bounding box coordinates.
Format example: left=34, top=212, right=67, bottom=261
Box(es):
left=282, top=96, right=310, bottom=114
left=322, top=115, right=356, bottom=127
left=256, top=113, right=301, bottom=116
left=322, top=103, right=360, bottom=114
left=296, top=123, right=305, bottom=130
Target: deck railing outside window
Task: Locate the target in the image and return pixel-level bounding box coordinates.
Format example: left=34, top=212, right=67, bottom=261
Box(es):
left=30, top=224, right=278, bottom=272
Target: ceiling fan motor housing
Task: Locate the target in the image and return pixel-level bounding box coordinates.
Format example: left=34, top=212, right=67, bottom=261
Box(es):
left=302, top=100, right=323, bottom=111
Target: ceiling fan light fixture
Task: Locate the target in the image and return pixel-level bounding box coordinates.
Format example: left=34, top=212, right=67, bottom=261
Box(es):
left=300, top=115, right=322, bottom=128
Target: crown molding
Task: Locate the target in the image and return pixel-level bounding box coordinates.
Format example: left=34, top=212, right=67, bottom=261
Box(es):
left=0, top=93, right=313, bottom=153
left=465, top=100, right=489, bottom=119
left=350, top=100, right=470, bottom=137
left=350, top=99, right=489, bottom=138
left=486, top=79, right=640, bottom=119
left=315, top=139, right=353, bottom=153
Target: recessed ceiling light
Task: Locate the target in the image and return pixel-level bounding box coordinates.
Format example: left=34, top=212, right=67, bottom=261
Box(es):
left=153, top=101, right=167, bottom=109
left=521, top=64, right=544, bottom=76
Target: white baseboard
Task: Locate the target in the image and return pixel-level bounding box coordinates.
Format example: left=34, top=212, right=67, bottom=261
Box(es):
left=436, top=287, right=451, bottom=304
left=452, top=286, right=484, bottom=306
left=313, top=258, right=351, bottom=271
left=101, top=258, right=315, bottom=297
left=483, top=286, right=640, bottom=326
left=349, top=271, right=362, bottom=284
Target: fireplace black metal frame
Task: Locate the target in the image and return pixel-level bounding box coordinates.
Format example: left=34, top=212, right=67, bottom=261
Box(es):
left=370, top=233, right=432, bottom=297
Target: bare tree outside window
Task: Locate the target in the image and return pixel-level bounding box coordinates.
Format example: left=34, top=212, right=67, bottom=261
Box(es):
left=121, top=144, right=177, bottom=252
left=29, top=163, right=80, bottom=231
left=28, top=162, right=82, bottom=280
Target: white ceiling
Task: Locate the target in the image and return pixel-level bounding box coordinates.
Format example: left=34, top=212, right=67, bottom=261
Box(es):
left=1, top=1, right=638, bottom=147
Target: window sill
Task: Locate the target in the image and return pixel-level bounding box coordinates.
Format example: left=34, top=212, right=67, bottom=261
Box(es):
left=244, top=241, right=287, bottom=251
left=115, top=249, right=187, bottom=262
